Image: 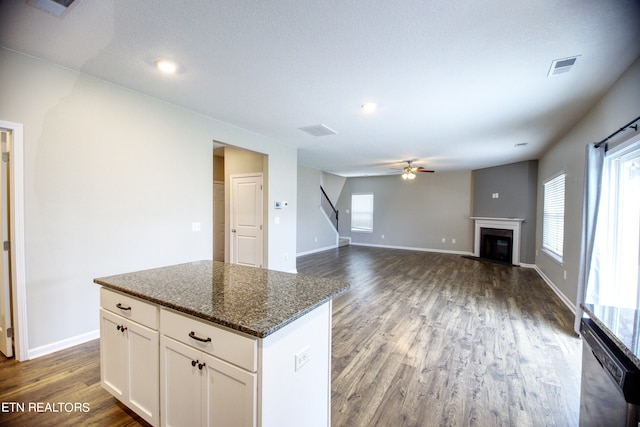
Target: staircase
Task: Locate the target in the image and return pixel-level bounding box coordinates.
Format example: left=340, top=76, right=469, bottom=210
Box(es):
left=321, top=184, right=349, bottom=248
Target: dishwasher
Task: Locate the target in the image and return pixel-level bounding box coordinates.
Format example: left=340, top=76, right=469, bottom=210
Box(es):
left=580, top=318, right=640, bottom=427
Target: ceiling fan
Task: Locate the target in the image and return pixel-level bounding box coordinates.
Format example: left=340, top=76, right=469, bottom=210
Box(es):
left=393, top=160, right=435, bottom=180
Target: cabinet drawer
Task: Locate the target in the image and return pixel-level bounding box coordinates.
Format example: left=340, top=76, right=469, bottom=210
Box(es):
left=160, top=308, right=257, bottom=372
left=100, top=287, right=159, bottom=330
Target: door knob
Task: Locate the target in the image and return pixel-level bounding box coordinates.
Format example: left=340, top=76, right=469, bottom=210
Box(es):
left=232, top=229, right=236, bottom=233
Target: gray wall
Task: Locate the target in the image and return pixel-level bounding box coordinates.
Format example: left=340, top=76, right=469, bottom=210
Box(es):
left=0, top=48, right=298, bottom=356
left=473, top=160, right=538, bottom=264
left=337, top=171, right=473, bottom=253
left=297, top=166, right=338, bottom=255
left=536, top=56, right=640, bottom=310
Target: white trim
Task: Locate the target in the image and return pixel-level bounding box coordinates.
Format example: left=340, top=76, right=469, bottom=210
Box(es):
left=533, top=265, right=575, bottom=313
left=519, top=262, right=536, bottom=269
left=296, top=244, right=339, bottom=257
left=471, top=217, right=524, bottom=265
left=0, top=120, right=27, bottom=361
left=350, top=242, right=473, bottom=256
left=28, top=329, right=100, bottom=360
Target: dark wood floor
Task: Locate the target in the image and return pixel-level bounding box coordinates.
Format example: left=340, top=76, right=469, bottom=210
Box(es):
left=297, top=246, right=581, bottom=427
left=0, top=246, right=581, bottom=426
left=0, top=338, right=150, bottom=426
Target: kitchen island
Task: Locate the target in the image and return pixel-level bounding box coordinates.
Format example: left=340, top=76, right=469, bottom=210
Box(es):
left=94, top=261, right=349, bottom=427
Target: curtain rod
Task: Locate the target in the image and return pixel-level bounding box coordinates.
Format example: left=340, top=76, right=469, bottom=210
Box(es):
left=594, top=115, right=640, bottom=148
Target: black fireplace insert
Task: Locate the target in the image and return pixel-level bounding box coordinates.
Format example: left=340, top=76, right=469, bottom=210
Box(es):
left=480, top=227, right=513, bottom=264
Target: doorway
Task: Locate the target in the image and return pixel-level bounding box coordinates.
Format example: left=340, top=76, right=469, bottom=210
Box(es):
left=213, top=143, right=267, bottom=268
left=0, top=120, right=26, bottom=361
left=1, top=129, right=13, bottom=357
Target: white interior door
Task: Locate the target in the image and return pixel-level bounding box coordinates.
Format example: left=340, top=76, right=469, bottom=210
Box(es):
left=1, top=130, right=14, bottom=357
left=230, top=174, right=263, bottom=268
left=213, top=181, right=225, bottom=262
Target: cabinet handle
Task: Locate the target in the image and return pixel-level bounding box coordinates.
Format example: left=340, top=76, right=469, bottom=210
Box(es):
left=116, top=325, right=127, bottom=332
left=191, top=359, right=198, bottom=367
left=116, top=303, right=131, bottom=311
left=189, top=331, right=212, bottom=343
left=198, top=362, right=206, bottom=370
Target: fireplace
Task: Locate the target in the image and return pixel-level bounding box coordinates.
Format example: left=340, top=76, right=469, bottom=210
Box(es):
left=480, top=228, right=513, bottom=264
left=471, top=217, right=524, bottom=266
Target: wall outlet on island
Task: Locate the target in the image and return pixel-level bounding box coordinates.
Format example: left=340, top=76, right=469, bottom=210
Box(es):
left=295, top=346, right=310, bottom=371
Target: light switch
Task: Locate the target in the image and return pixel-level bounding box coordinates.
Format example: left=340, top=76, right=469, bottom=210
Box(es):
left=192, top=222, right=201, bottom=232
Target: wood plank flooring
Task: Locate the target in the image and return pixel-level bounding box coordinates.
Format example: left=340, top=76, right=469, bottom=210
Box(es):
left=296, top=246, right=581, bottom=427
left=0, top=339, right=150, bottom=426
left=0, top=246, right=581, bottom=426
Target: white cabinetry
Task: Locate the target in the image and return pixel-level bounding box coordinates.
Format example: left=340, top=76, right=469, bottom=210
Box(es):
left=100, top=288, right=159, bottom=426
left=160, top=308, right=257, bottom=427
left=99, top=285, right=333, bottom=427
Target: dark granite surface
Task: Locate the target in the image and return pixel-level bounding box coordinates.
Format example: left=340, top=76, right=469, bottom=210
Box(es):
left=95, top=261, right=349, bottom=338
left=581, top=303, right=640, bottom=370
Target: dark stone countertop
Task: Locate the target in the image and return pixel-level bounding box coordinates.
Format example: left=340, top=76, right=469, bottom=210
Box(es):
left=581, top=303, right=640, bottom=370
left=94, top=260, right=349, bottom=338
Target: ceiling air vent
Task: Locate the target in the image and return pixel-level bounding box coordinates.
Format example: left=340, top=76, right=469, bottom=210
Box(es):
left=298, top=124, right=338, bottom=137
left=548, top=56, right=580, bottom=77
left=27, top=0, right=80, bottom=18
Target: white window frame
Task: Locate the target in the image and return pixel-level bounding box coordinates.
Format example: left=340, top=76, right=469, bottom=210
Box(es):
left=590, top=136, right=640, bottom=309
left=542, top=172, right=566, bottom=263
left=351, top=193, right=374, bottom=232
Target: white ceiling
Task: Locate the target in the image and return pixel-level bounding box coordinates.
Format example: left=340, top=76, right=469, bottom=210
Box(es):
left=1, top=0, right=639, bottom=176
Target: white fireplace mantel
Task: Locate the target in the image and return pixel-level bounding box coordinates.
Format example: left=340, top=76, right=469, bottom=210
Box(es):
left=471, top=217, right=525, bottom=265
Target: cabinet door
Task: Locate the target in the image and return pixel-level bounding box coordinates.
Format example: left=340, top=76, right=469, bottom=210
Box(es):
left=100, top=308, right=127, bottom=400
left=127, top=320, right=159, bottom=426
left=202, top=353, right=256, bottom=427
left=161, top=336, right=202, bottom=427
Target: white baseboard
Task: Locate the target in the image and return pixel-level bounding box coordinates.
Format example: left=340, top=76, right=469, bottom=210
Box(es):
left=296, top=244, right=339, bottom=257
left=533, top=265, right=576, bottom=313
left=350, top=242, right=473, bottom=256
left=28, top=329, right=99, bottom=360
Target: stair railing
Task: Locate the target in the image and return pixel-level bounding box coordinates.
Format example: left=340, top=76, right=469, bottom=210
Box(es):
left=320, top=186, right=339, bottom=232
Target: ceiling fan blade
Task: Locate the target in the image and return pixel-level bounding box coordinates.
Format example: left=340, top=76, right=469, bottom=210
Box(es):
left=415, top=167, right=435, bottom=173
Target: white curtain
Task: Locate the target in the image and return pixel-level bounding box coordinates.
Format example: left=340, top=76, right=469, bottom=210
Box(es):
left=574, top=143, right=606, bottom=334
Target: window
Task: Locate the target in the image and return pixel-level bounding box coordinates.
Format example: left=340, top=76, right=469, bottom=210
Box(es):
left=542, top=173, right=566, bottom=262
left=589, top=138, right=640, bottom=308
left=351, top=194, right=373, bottom=232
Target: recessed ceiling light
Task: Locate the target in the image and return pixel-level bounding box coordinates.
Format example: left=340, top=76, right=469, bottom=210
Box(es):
left=154, top=59, right=178, bottom=74
left=361, top=102, right=377, bottom=113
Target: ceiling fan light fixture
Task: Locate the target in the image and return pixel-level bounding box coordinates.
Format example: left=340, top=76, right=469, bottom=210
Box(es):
left=401, top=167, right=416, bottom=180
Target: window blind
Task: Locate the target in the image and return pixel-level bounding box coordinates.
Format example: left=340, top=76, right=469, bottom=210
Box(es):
left=543, top=173, right=566, bottom=260
left=351, top=194, right=374, bottom=232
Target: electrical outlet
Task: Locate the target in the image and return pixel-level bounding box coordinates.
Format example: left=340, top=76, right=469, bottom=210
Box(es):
left=381, top=234, right=385, bottom=239
left=452, top=239, right=456, bottom=244
left=295, top=346, right=310, bottom=371
left=442, top=238, right=446, bottom=243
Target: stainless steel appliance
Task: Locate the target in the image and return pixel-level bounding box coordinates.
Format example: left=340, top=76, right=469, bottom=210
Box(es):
left=580, top=318, right=640, bottom=426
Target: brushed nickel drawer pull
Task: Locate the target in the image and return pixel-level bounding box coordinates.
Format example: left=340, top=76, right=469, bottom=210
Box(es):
left=189, top=331, right=211, bottom=343
left=116, top=303, right=131, bottom=311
